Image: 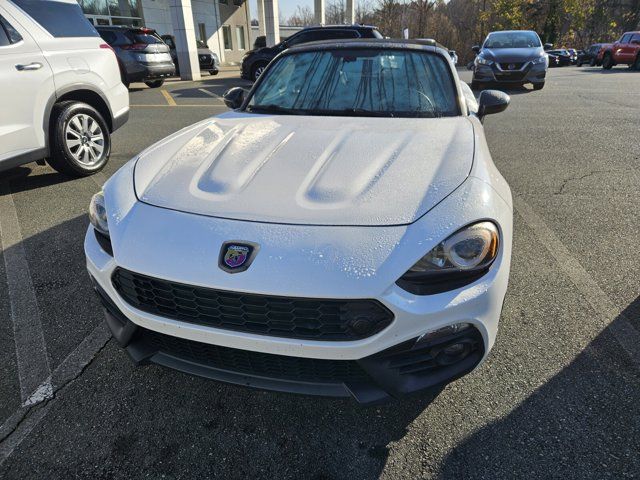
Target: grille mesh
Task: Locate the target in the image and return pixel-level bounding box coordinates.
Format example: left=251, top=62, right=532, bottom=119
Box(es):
left=143, top=328, right=369, bottom=383
left=112, top=269, right=393, bottom=341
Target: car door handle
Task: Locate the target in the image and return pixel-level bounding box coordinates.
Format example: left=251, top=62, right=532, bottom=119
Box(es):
left=15, top=62, right=43, bottom=71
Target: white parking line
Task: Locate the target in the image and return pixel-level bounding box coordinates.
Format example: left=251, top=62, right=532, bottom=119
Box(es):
left=0, top=323, right=111, bottom=465
left=0, top=182, right=52, bottom=407
left=515, top=196, right=640, bottom=368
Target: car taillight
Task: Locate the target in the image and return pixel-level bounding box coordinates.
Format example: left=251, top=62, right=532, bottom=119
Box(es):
left=100, top=43, right=114, bottom=52
left=121, top=43, right=148, bottom=51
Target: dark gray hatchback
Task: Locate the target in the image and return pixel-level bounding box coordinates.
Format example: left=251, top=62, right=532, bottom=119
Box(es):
left=96, top=26, right=175, bottom=88
left=471, top=30, right=552, bottom=91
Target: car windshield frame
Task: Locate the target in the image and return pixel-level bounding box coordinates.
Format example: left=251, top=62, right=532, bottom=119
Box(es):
left=243, top=46, right=461, bottom=119
left=483, top=31, right=542, bottom=49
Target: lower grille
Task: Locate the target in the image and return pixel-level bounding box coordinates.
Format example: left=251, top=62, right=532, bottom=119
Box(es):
left=499, top=62, right=525, bottom=70
left=142, top=328, right=369, bottom=383
left=112, top=268, right=393, bottom=341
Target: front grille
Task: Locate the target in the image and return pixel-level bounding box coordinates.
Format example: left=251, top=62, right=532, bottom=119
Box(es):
left=499, top=62, right=525, bottom=70
left=112, top=269, right=394, bottom=341
left=142, top=328, right=369, bottom=383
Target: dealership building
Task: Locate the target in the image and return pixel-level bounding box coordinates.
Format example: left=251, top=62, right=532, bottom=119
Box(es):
left=77, top=0, right=251, bottom=71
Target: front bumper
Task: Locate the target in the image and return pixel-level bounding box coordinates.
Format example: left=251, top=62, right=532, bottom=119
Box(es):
left=93, top=278, right=485, bottom=405
left=473, top=61, right=547, bottom=84
left=85, top=163, right=511, bottom=403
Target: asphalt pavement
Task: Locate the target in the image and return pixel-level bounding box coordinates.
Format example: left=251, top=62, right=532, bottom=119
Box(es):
left=0, top=66, right=639, bottom=479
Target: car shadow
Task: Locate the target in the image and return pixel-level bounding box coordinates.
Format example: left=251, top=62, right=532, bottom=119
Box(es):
left=438, top=294, right=640, bottom=478
left=0, top=166, right=77, bottom=193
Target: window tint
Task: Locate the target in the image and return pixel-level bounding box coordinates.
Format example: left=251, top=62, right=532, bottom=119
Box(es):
left=631, top=34, right=640, bottom=44
left=13, top=0, right=98, bottom=37
left=0, top=15, right=22, bottom=44
left=484, top=31, right=541, bottom=49
left=619, top=34, right=631, bottom=43
left=99, top=30, right=117, bottom=45
left=0, top=19, right=10, bottom=47
left=316, top=29, right=360, bottom=41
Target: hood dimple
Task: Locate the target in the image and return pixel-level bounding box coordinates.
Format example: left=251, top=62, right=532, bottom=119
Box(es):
left=134, top=114, right=475, bottom=226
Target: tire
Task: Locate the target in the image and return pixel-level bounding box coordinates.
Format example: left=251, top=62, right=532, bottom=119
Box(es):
left=634, top=55, right=640, bottom=71
left=532, top=82, right=545, bottom=91
left=576, top=60, right=582, bottom=67
left=589, top=58, right=596, bottom=67
left=251, top=62, right=268, bottom=82
left=47, top=101, right=110, bottom=177
left=209, top=70, right=219, bottom=75
left=602, top=53, right=613, bottom=70
left=145, top=79, right=164, bottom=88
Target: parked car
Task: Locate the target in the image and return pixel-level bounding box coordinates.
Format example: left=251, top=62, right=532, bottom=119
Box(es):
left=546, top=49, right=573, bottom=66
left=596, top=43, right=613, bottom=66
left=567, top=48, right=578, bottom=64
left=161, top=35, right=220, bottom=76
left=602, top=31, right=640, bottom=70
left=471, top=30, right=552, bottom=90
left=547, top=53, right=561, bottom=67
left=0, top=0, right=128, bottom=176
left=86, top=38, right=513, bottom=404
left=241, top=24, right=383, bottom=81
left=96, top=26, right=175, bottom=88
left=577, top=44, right=606, bottom=66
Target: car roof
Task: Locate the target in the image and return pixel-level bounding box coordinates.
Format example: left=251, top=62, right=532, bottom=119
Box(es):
left=285, top=38, right=450, bottom=57
left=300, top=24, right=378, bottom=31
left=487, top=30, right=538, bottom=34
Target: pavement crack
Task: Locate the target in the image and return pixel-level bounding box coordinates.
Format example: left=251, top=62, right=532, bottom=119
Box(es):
left=555, top=170, right=613, bottom=195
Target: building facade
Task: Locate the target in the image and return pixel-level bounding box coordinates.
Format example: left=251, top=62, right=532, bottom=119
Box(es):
left=77, top=0, right=250, bottom=64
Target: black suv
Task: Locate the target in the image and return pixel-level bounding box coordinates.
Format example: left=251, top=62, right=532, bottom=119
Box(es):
left=241, top=25, right=383, bottom=81
left=96, top=26, right=175, bottom=88
left=577, top=44, right=606, bottom=66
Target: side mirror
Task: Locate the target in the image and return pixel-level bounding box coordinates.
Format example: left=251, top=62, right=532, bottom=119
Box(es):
left=544, top=43, right=553, bottom=50
left=478, top=90, right=510, bottom=120
left=472, top=45, right=480, bottom=53
left=223, top=87, right=246, bottom=109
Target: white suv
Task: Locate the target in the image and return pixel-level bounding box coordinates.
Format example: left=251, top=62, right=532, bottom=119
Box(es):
left=0, top=0, right=129, bottom=177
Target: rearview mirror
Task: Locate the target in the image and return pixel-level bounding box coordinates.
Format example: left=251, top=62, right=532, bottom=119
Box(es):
left=223, top=87, right=247, bottom=109
left=472, top=45, right=480, bottom=53
left=544, top=43, right=553, bottom=50
left=478, top=90, right=510, bottom=120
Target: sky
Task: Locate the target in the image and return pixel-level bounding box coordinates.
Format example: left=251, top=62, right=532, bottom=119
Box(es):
left=250, top=0, right=315, bottom=23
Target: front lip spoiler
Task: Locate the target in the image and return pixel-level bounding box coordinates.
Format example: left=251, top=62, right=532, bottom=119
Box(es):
left=93, top=280, right=484, bottom=405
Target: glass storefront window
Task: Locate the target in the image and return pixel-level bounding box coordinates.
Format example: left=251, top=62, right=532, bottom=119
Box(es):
left=78, top=0, right=109, bottom=16
left=107, top=0, right=140, bottom=18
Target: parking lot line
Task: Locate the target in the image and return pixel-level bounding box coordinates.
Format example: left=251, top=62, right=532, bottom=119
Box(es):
left=160, top=89, right=177, bottom=107
left=515, top=196, right=640, bottom=368
left=130, top=104, right=217, bottom=108
left=0, top=182, right=52, bottom=407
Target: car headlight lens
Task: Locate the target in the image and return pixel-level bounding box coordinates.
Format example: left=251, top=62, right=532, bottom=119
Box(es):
left=397, top=221, right=499, bottom=295
left=475, top=56, right=493, bottom=66
left=89, top=191, right=109, bottom=237
left=532, top=55, right=548, bottom=65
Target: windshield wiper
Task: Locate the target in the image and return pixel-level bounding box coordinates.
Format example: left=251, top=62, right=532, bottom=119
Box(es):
left=246, top=104, right=306, bottom=115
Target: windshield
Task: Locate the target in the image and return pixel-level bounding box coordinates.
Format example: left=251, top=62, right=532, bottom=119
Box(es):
left=484, top=32, right=541, bottom=49
left=247, top=49, right=458, bottom=118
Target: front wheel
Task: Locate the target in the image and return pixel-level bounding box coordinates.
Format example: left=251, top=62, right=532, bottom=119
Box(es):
left=602, top=53, right=614, bottom=70
left=47, top=102, right=110, bottom=177
left=145, top=79, right=165, bottom=88
left=252, top=62, right=267, bottom=82
left=209, top=69, right=219, bottom=76
left=532, top=82, right=545, bottom=91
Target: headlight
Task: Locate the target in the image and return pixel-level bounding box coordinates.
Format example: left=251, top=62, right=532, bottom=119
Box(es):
left=89, top=191, right=109, bottom=237
left=532, top=55, right=548, bottom=65
left=475, top=56, right=493, bottom=66
left=397, top=221, right=499, bottom=295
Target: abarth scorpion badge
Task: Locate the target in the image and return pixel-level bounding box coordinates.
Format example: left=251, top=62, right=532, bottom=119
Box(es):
left=219, top=241, right=259, bottom=273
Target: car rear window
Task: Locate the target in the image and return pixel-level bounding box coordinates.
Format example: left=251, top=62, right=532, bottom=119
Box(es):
left=127, top=31, right=163, bottom=44
left=12, top=0, right=98, bottom=38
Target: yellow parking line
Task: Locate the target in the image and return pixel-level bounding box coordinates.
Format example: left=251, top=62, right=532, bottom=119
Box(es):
left=131, top=104, right=219, bottom=107
left=160, top=89, right=177, bottom=106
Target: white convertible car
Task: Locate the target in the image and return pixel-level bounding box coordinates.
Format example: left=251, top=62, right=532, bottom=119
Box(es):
left=85, top=39, right=513, bottom=404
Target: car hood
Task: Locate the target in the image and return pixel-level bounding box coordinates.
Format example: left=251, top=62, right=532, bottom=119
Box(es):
left=133, top=113, right=475, bottom=226
left=481, top=47, right=545, bottom=62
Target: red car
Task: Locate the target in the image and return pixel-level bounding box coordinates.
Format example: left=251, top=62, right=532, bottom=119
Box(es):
left=602, top=32, right=640, bottom=69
